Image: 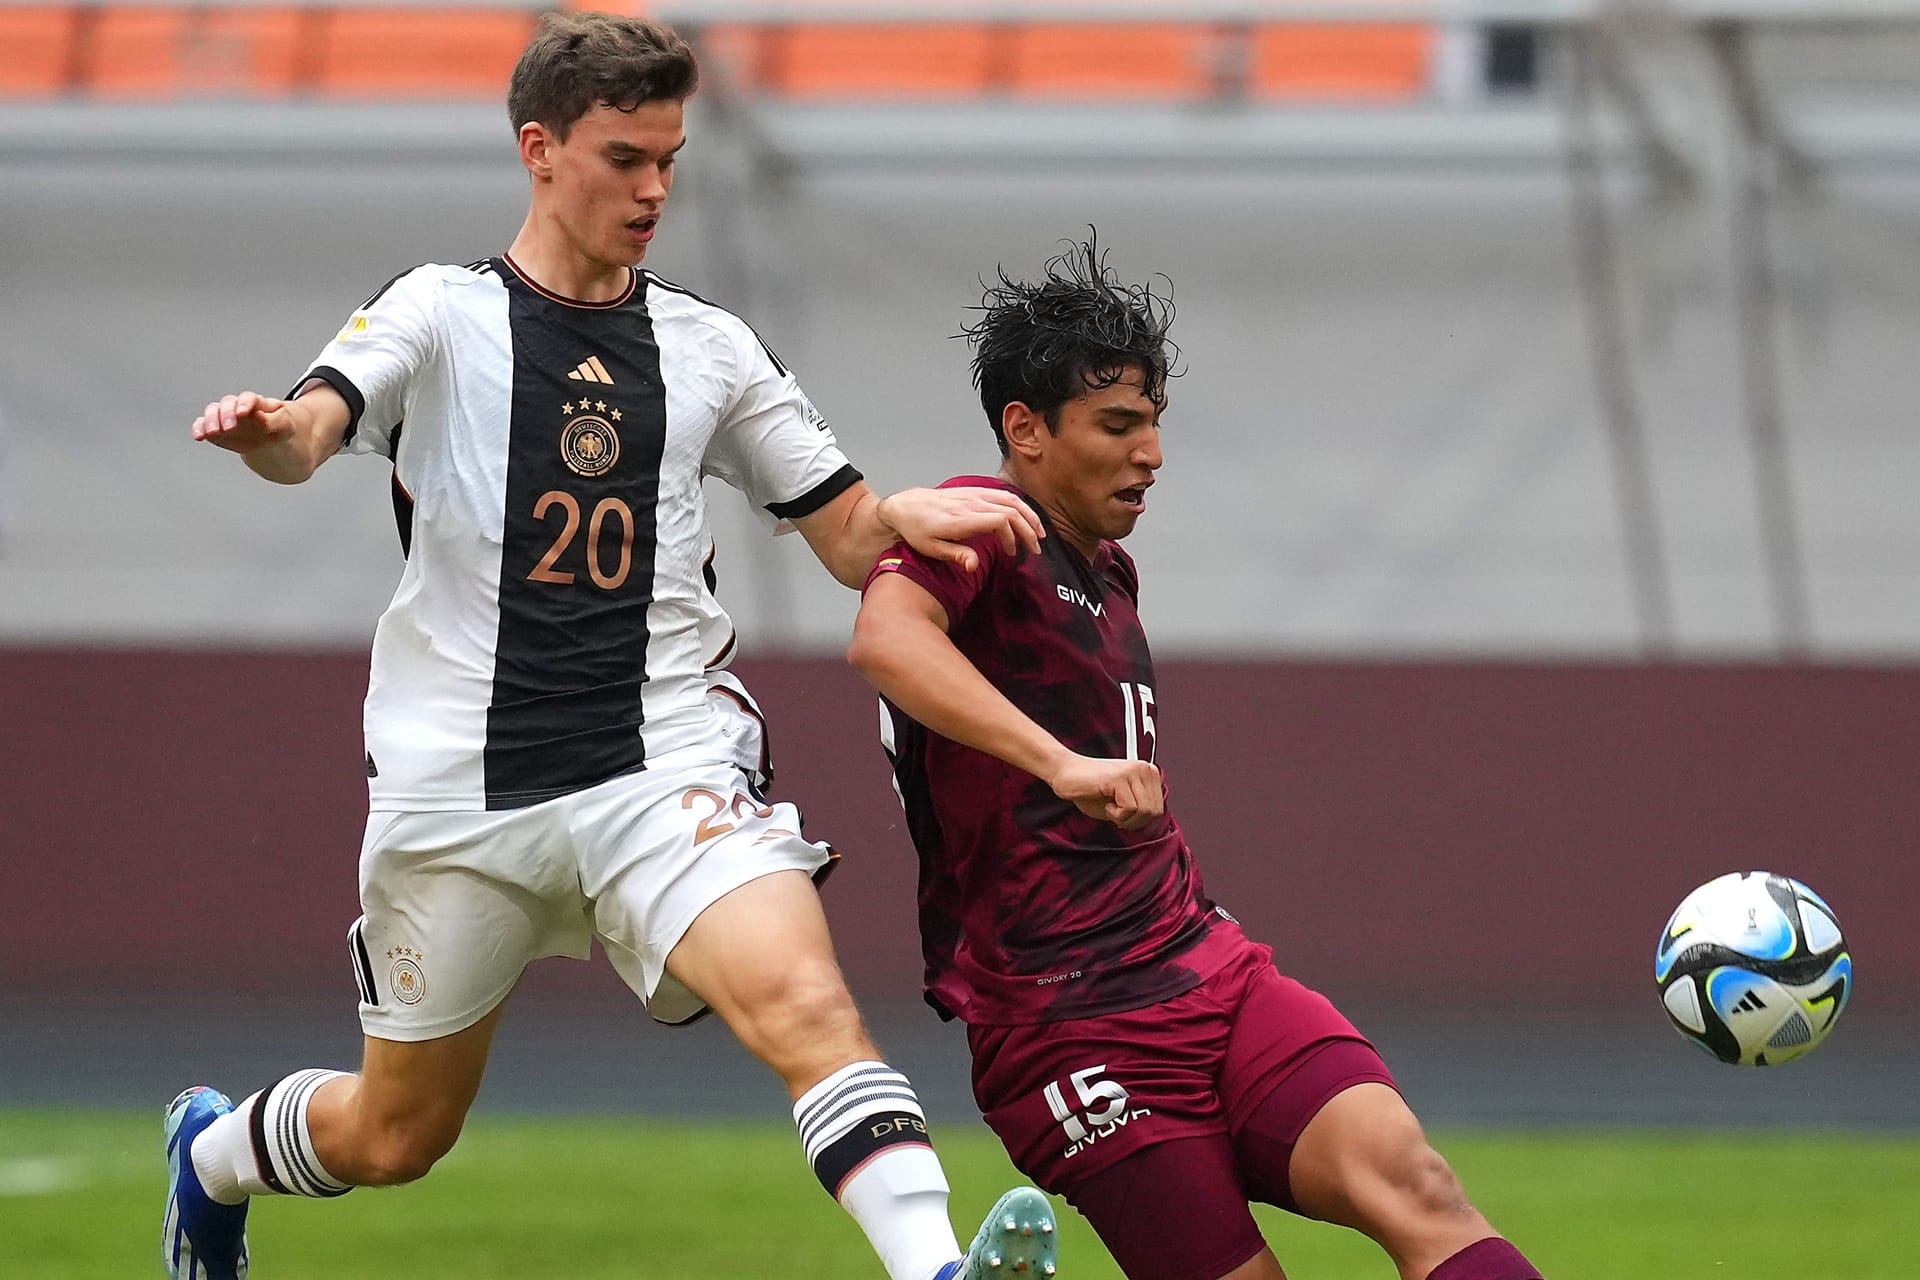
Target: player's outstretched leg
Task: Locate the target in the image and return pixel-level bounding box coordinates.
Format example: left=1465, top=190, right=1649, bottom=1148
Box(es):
left=1279, top=1083, right=1543, bottom=1280
left=162, top=1087, right=249, bottom=1280
left=935, top=1186, right=1059, bottom=1280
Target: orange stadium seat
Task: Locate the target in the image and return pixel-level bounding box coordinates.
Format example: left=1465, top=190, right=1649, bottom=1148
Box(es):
left=1009, top=23, right=1217, bottom=100
left=1252, top=24, right=1433, bottom=101
left=314, top=9, right=539, bottom=99
left=196, top=9, right=308, bottom=97
left=0, top=6, right=80, bottom=97
left=690, top=23, right=766, bottom=93
left=761, top=24, right=998, bottom=99
left=84, top=6, right=191, bottom=99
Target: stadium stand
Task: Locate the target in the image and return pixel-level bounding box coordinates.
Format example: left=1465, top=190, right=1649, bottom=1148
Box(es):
left=0, top=3, right=1442, bottom=102
left=312, top=9, right=537, bottom=98
left=7, top=0, right=1920, bottom=661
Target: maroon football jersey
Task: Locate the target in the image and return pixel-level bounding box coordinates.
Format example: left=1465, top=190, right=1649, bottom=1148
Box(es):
left=866, top=476, right=1221, bottom=1025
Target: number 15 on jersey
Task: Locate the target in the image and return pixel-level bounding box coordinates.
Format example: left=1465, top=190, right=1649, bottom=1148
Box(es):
left=1119, top=681, right=1156, bottom=763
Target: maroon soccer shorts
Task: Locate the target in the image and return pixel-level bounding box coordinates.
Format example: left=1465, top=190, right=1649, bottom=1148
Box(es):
left=967, top=923, right=1398, bottom=1206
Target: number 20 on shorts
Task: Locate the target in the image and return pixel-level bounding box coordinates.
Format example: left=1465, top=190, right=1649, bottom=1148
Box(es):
left=680, top=787, right=792, bottom=850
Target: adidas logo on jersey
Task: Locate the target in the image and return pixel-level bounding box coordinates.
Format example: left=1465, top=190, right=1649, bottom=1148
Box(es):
left=567, top=356, right=615, bottom=385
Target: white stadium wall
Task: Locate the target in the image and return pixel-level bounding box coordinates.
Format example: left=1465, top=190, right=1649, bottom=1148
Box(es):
left=3, top=105, right=1918, bottom=659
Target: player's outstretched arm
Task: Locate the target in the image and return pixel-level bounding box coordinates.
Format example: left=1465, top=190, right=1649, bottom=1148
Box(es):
left=792, top=481, right=1044, bottom=588
left=191, top=384, right=351, bottom=485
left=851, top=572, right=1163, bottom=830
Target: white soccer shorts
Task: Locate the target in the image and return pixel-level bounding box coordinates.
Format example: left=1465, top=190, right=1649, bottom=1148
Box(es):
left=347, top=699, right=832, bottom=1040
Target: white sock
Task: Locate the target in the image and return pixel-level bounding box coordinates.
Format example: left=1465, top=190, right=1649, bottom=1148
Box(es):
left=190, top=1070, right=353, bottom=1203
left=794, top=1061, right=962, bottom=1280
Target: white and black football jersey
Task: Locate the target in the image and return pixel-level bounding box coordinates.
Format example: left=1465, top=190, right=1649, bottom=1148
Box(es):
left=296, top=255, right=857, bottom=811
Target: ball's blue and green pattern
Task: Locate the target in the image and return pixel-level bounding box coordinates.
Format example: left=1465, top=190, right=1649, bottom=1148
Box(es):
left=1655, top=872, right=1852, bottom=1066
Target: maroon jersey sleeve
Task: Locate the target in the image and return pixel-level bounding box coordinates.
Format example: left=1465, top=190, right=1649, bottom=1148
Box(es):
left=863, top=475, right=1013, bottom=626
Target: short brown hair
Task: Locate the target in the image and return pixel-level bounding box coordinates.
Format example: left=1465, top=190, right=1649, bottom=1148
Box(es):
left=507, top=12, right=699, bottom=138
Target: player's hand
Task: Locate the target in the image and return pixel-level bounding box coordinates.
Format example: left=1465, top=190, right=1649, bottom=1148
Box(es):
left=192, top=391, right=295, bottom=454
left=1047, top=754, right=1165, bottom=831
left=878, top=487, right=1045, bottom=573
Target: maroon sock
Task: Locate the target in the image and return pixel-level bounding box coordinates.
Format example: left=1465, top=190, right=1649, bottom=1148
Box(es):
left=1426, top=1237, right=1543, bottom=1280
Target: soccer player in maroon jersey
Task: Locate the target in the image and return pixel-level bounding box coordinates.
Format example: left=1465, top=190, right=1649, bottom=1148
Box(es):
left=849, top=239, right=1546, bottom=1280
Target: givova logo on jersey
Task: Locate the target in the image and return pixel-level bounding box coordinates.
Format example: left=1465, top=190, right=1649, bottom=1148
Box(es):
left=1056, top=585, right=1104, bottom=616
left=1043, top=1065, right=1152, bottom=1160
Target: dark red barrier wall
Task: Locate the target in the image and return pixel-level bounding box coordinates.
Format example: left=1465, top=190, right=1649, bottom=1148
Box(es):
left=4, top=649, right=1911, bottom=1010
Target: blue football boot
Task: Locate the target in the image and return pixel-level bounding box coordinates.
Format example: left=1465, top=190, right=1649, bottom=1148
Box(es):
left=162, top=1086, right=249, bottom=1279
left=934, top=1185, right=1058, bottom=1279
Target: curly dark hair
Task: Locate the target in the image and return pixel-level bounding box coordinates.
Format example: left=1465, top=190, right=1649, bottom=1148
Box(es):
left=508, top=12, right=699, bottom=139
left=962, top=232, right=1178, bottom=457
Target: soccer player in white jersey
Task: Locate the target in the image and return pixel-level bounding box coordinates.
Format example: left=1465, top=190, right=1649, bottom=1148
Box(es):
left=165, top=13, right=1058, bottom=1280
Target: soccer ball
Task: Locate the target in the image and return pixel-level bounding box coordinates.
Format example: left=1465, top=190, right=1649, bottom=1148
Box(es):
left=1654, top=872, right=1852, bottom=1066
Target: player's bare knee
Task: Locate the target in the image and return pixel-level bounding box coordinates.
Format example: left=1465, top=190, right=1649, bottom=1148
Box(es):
left=781, top=972, right=866, bottom=1048
left=355, top=1117, right=464, bottom=1186
left=734, top=962, right=868, bottom=1062
left=1397, top=1144, right=1476, bottom=1223
left=356, top=1140, right=449, bottom=1187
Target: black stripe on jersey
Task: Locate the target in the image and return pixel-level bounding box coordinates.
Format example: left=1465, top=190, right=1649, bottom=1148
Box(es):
left=643, top=272, right=790, bottom=377
left=348, top=919, right=379, bottom=1007
left=389, top=423, right=414, bottom=557
left=357, top=263, right=431, bottom=312
left=390, top=476, right=414, bottom=557
left=768, top=462, right=863, bottom=521
left=290, top=364, right=368, bottom=448
left=483, top=273, right=668, bottom=808
left=879, top=697, right=964, bottom=1023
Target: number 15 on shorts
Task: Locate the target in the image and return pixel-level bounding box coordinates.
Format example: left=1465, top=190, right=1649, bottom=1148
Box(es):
left=1044, top=1065, right=1151, bottom=1159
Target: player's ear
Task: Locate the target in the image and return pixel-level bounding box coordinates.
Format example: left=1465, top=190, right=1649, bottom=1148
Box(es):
left=520, top=121, right=556, bottom=181
left=1002, top=402, right=1047, bottom=461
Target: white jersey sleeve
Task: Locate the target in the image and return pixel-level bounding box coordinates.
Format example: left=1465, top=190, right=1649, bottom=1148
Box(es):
left=701, top=315, right=859, bottom=525
left=293, top=267, right=440, bottom=460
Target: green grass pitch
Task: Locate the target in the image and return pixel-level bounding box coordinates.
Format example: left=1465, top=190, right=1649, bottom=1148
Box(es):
left=4, top=1109, right=1915, bottom=1278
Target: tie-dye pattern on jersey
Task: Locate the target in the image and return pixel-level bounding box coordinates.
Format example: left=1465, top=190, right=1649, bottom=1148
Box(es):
left=867, top=477, right=1219, bottom=1025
